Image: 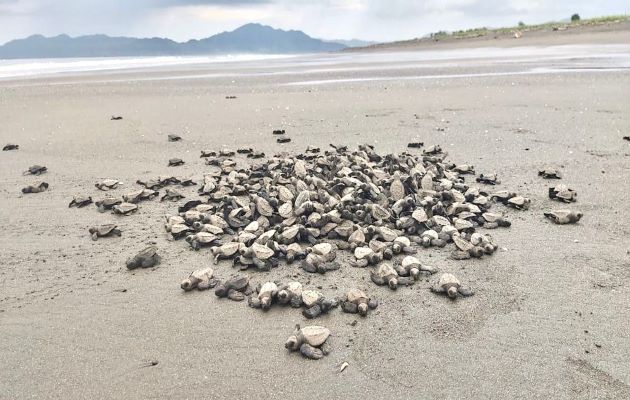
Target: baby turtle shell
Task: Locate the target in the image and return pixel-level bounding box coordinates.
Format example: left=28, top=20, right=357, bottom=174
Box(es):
left=549, top=185, right=577, bottom=203
left=113, top=202, right=138, bottom=215
left=22, top=182, right=49, bottom=194
left=181, top=268, right=217, bottom=291
left=69, top=195, right=93, bottom=208
left=95, top=179, right=121, bottom=191
left=538, top=168, right=562, bottom=179
left=126, top=246, right=160, bottom=270
left=431, top=273, right=474, bottom=299
left=544, top=210, right=583, bottom=225
left=168, top=158, right=185, bottom=167
left=88, top=224, right=121, bottom=241
left=24, top=165, right=47, bottom=175
left=285, top=324, right=331, bottom=351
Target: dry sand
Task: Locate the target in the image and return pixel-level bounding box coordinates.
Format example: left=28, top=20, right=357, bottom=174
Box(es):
left=1, top=29, right=629, bottom=400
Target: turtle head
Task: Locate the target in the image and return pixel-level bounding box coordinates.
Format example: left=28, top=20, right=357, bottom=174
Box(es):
left=410, top=267, right=420, bottom=280
left=261, top=296, right=272, bottom=310
left=388, top=277, right=398, bottom=290
left=357, top=302, right=368, bottom=316
left=447, top=285, right=458, bottom=299
left=192, top=221, right=203, bottom=231
left=277, top=290, right=289, bottom=302
left=180, top=279, right=193, bottom=291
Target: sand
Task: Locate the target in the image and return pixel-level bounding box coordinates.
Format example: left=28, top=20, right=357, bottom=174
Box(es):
left=1, top=28, right=629, bottom=400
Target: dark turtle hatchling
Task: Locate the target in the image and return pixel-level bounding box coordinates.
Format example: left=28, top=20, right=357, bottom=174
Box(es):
left=168, top=158, right=185, bottom=167
left=168, top=134, right=182, bottom=142
left=88, top=224, right=121, bottom=241
left=95, top=197, right=122, bottom=212
left=22, top=182, right=49, bottom=194
left=3, top=144, right=18, bottom=151
left=476, top=173, right=500, bottom=185
left=126, top=246, right=160, bottom=269
left=538, top=168, right=562, bottom=179
left=277, top=137, right=291, bottom=144
left=430, top=273, right=474, bottom=299
left=69, top=195, right=93, bottom=208
left=24, top=165, right=47, bottom=175
left=214, top=274, right=251, bottom=301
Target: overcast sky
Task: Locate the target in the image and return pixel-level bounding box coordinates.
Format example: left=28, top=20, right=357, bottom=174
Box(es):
left=0, top=0, right=627, bottom=44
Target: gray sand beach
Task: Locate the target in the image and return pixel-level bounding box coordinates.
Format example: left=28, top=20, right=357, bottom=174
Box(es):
left=1, top=28, right=629, bottom=399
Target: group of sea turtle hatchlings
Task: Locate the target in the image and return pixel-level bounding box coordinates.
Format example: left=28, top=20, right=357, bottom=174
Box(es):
left=3, top=126, right=585, bottom=360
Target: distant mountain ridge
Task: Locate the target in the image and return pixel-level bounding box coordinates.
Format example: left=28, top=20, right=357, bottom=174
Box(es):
left=0, top=23, right=346, bottom=59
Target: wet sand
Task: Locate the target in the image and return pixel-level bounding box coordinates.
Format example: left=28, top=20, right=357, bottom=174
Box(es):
left=1, top=32, right=630, bottom=399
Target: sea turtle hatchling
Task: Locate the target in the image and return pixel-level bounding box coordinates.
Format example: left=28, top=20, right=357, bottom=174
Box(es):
left=214, top=274, right=251, bottom=301
left=126, top=246, right=160, bottom=270
left=506, top=195, right=530, bottom=210
left=112, top=202, right=138, bottom=215
left=549, top=185, right=577, bottom=203
left=123, top=189, right=159, bottom=203
left=538, top=168, right=562, bottom=179
left=186, top=232, right=220, bottom=250
left=180, top=267, right=218, bottom=291
left=88, top=224, right=121, bottom=241
left=160, top=188, right=185, bottom=202
left=211, top=242, right=241, bottom=264
left=167, top=134, right=182, bottom=142
left=68, top=195, right=93, bottom=208
left=3, top=144, right=19, bottom=151
left=285, top=324, right=332, bottom=360
left=370, top=263, right=414, bottom=290
left=341, top=289, right=378, bottom=316
left=248, top=281, right=279, bottom=310
left=95, top=197, right=122, bottom=212
left=277, top=137, right=291, bottom=144
left=476, top=173, right=500, bottom=185
left=277, top=281, right=303, bottom=307
left=23, top=165, right=47, bottom=175
left=21, top=182, right=49, bottom=194
left=430, top=273, right=474, bottom=299
left=544, top=210, right=583, bottom=225
left=168, top=158, right=185, bottom=167
left=95, top=179, right=121, bottom=191
left=301, top=290, right=338, bottom=319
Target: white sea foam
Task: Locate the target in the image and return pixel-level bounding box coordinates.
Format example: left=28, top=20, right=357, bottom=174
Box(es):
left=0, top=54, right=297, bottom=79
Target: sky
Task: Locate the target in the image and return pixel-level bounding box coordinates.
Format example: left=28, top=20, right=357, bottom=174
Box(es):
left=0, top=0, right=628, bottom=44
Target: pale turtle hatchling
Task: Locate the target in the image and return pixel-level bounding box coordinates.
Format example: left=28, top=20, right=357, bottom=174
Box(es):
left=95, top=179, right=121, bottom=191
left=285, top=324, right=332, bottom=360
left=88, top=224, right=121, bottom=241
left=276, top=281, right=303, bottom=307
left=370, top=263, right=414, bottom=290
left=126, top=246, right=160, bottom=270
left=476, top=173, right=500, bottom=185
left=341, top=289, right=378, bottom=316
left=430, top=273, right=474, bottom=299
left=548, top=185, right=577, bottom=203
left=112, top=202, right=138, bottom=216
left=180, top=268, right=218, bottom=291
left=248, top=281, right=279, bottom=310
left=161, top=188, right=185, bottom=202
left=301, top=290, right=338, bottom=319
left=95, top=197, right=122, bottom=212
left=123, top=189, right=159, bottom=203
left=22, top=182, right=49, bottom=194
left=544, top=210, right=583, bottom=225
left=186, top=232, right=220, bottom=250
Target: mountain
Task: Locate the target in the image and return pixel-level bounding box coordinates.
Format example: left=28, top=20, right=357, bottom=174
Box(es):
left=0, top=23, right=345, bottom=59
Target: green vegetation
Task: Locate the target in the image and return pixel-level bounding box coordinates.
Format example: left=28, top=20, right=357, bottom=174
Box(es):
left=426, top=14, right=630, bottom=41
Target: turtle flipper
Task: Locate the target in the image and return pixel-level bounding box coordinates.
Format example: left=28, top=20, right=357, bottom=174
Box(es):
left=458, top=286, right=475, bottom=297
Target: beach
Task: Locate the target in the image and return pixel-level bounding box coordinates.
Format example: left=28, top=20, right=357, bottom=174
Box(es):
left=1, top=27, right=629, bottom=399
